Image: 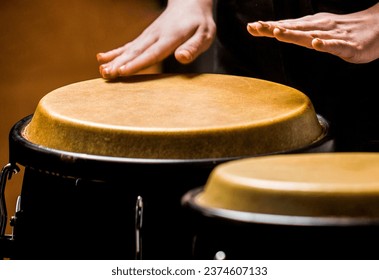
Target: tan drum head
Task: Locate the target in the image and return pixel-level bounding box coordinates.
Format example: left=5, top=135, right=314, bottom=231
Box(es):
left=25, top=73, right=325, bottom=159
left=195, top=152, right=379, bottom=217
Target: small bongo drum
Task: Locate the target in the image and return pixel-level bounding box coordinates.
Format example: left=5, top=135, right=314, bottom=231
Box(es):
left=182, top=152, right=379, bottom=260
left=0, top=73, right=333, bottom=260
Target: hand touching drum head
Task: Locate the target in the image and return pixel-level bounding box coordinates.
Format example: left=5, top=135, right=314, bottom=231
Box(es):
left=97, top=0, right=216, bottom=79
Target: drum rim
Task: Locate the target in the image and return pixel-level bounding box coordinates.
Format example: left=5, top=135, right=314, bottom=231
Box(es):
left=182, top=188, right=379, bottom=226
left=8, top=114, right=333, bottom=176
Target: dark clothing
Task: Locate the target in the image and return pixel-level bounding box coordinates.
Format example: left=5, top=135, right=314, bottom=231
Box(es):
left=214, top=0, right=379, bottom=151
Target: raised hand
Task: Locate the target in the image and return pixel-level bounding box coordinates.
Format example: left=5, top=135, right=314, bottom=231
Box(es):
left=247, top=3, right=379, bottom=63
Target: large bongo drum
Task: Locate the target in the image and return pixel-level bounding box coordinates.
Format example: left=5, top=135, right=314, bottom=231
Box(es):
left=182, top=152, right=379, bottom=260
left=0, top=73, right=333, bottom=260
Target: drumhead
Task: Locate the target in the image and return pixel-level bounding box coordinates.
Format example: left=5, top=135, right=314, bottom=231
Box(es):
left=24, top=73, right=328, bottom=159
left=184, top=153, right=379, bottom=224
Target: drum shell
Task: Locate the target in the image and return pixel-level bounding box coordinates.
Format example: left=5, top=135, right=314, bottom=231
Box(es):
left=7, top=115, right=334, bottom=260
left=182, top=189, right=379, bottom=260
left=14, top=166, right=205, bottom=260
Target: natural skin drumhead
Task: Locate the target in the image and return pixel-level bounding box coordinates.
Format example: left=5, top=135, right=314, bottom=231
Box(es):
left=196, top=153, right=379, bottom=217
left=25, top=73, right=324, bottom=159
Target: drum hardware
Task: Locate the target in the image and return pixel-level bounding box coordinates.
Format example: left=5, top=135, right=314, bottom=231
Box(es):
left=75, top=178, right=81, bottom=187
left=72, top=180, right=145, bottom=260
left=1, top=164, right=20, bottom=259
left=183, top=187, right=379, bottom=227
left=0, top=196, right=20, bottom=259
left=9, top=196, right=21, bottom=240
left=0, top=163, right=20, bottom=237
left=135, top=196, right=143, bottom=260
left=214, top=251, right=226, bottom=260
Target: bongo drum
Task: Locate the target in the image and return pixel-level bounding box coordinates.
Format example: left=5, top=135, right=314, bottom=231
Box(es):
left=0, top=73, right=333, bottom=260
left=182, top=152, right=379, bottom=260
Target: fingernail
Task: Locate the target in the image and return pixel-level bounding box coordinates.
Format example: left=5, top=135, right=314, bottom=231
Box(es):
left=100, top=66, right=112, bottom=78
left=118, top=65, right=130, bottom=76
left=102, top=66, right=109, bottom=75
left=247, top=23, right=256, bottom=30
left=96, top=53, right=105, bottom=61
left=178, top=50, right=192, bottom=62
left=258, top=21, right=270, bottom=28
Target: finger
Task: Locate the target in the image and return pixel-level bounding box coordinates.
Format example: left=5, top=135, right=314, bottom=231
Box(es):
left=96, top=47, right=125, bottom=64
left=98, top=48, right=140, bottom=79
left=98, top=46, right=147, bottom=79
left=263, top=14, right=334, bottom=31
left=273, top=27, right=315, bottom=49
left=99, top=63, right=120, bottom=79
left=247, top=22, right=275, bottom=37
left=312, top=38, right=359, bottom=62
left=174, top=27, right=215, bottom=64
left=99, top=35, right=160, bottom=79
left=117, top=40, right=178, bottom=76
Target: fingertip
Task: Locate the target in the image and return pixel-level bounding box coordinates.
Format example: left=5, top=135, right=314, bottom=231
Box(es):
left=118, top=65, right=127, bottom=76
left=258, top=21, right=272, bottom=29
left=248, top=21, right=276, bottom=37
left=99, top=65, right=117, bottom=79
left=98, top=64, right=106, bottom=75
left=96, top=53, right=106, bottom=63
left=175, top=49, right=193, bottom=64
left=99, top=68, right=109, bottom=79
left=247, top=23, right=258, bottom=34
left=118, top=65, right=134, bottom=77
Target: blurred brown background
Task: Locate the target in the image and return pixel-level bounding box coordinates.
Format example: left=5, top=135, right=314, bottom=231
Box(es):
left=0, top=0, right=163, bottom=234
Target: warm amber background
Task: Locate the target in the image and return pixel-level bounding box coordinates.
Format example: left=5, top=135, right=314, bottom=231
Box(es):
left=0, top=0, right=162, bottom=234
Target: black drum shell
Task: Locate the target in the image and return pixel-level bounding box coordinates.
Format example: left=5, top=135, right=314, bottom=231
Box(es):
left=6, top=115, right=334, bottom=260
left=182, top=188, right=379, bottom=260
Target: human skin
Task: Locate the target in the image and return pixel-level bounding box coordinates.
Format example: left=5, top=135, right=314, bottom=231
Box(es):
left=97, top=0, right=216, bottom=79
left=97, top=1, right=379, bottom=79
left=247, top=2, right=379, bottom=64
